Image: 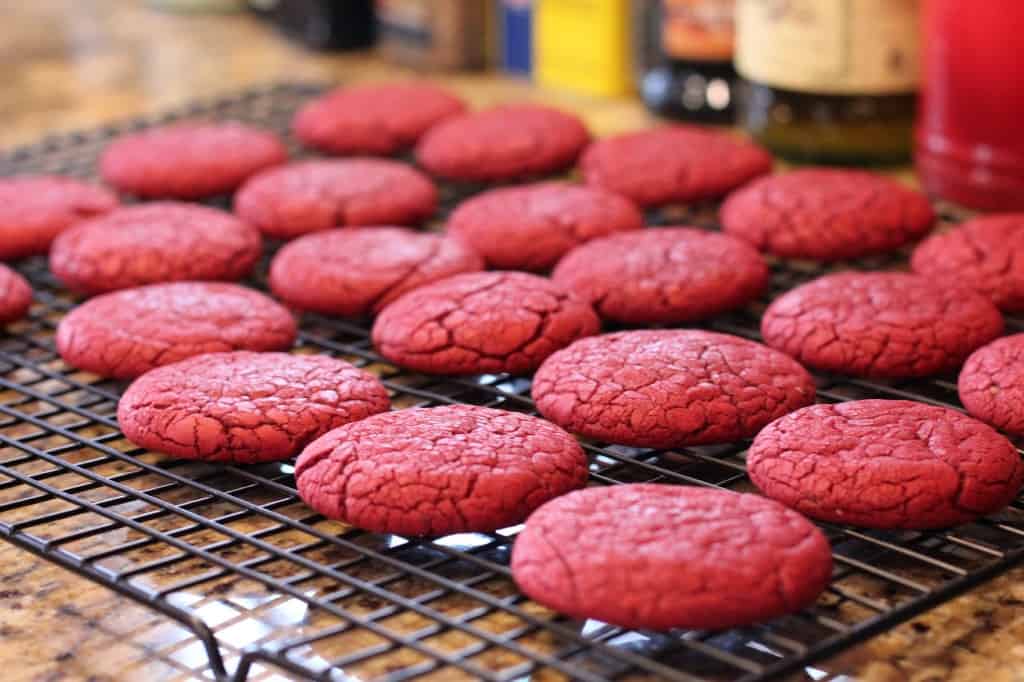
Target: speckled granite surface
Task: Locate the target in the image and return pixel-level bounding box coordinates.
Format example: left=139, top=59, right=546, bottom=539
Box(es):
left=5, top=540, right=1024, bottom=681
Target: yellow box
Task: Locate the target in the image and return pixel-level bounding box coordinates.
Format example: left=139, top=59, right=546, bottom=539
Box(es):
left=534, top=0, right=634, bottom=97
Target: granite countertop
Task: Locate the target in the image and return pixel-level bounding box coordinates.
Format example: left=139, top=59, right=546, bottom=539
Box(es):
left=3, top=2, right=1023, bottom=681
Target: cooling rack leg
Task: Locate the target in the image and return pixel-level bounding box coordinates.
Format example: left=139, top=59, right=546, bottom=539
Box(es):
left=179, top=612, right=229, bottom=680
left=233, top=646, right=315, bottom=682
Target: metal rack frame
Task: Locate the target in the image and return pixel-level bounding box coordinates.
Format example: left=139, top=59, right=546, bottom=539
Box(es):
left=1, top=82, right=1021, bottom=682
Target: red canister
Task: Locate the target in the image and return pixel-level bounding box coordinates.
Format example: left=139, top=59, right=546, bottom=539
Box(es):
left=916, top=0, right=1024, bottom=210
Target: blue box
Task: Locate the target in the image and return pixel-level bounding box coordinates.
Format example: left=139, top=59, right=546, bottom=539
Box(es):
left=500, top=0, right=532, bottom=75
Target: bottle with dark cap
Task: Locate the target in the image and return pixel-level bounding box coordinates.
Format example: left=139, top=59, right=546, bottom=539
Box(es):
left=642, top=0, right=736, bottom=124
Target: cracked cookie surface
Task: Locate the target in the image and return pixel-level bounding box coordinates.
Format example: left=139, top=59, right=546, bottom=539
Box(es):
left=912, top=214, right=1024, bottom=312
left=447, top=182, right=643, bottom=271
left=533, top=329, right=814, bottom=448
left=510, top=484, right=832, bottom=630
left=269, top=227, right=483, bottom=317
left=234, top=159, right=437, bottom=239
left=57, top=282, right=296, bottom=379
left=761, top=272, right=1004, bottom=379
left=295, top=405, right=588, bottom=536
left=415, top=105, right=590, bottom=182
left=552, top=227, right=768, bottom=324
left=959, top=334, right=1024, bottom=436
left=372, top=271, right=600, bottom=376
left=100, top=122, right=287, bottom=199
left=0, top=175, right=118, bottom=261
left=748, top=400, right=1023, bottom=529
left=119, top=351, right=389, bottom=463
left=49, top=202, right=262, bottom=295
left=580, top=126, right=772, bottom=207
left=293, top=83, right=466, bottom=155
left=0, top=265, right=32, bottom=324
left=721, top=169, right=935, bottom=261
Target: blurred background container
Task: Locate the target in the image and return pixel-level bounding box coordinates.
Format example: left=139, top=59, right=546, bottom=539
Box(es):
left=375, top=0, right=492, bottom=70
left=499, top=0, right=532, bottom=76
left=734, top=0, right=919, bottom=165
left=641, top=0, right=736, bottom=124
left=915, top=0, right=1024, bottom=211
left=248, top=0, right=375, bottom=50
left=534, top=0, right=633, bottom=96
left=17, top=0, right=1024, bottom=211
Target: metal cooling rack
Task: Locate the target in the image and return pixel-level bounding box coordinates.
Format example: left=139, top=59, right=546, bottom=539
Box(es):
left=1, top=82, right=1022, bottom=682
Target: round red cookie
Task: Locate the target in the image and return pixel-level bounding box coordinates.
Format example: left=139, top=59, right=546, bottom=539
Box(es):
left=0, top=265, right=32, bottom=324
left=532, top=329, right=815, bottom=448
left=912, top=214, right=1024, bottom=312
left=100, top=122, right=287, bottom=199
left=293, top=82, right=466, bottom=155
left=0, top=176, right=118, bottom=261
left=511, top=484, right=832, bottom=630
left=234, top=159, right=437, bottom=239
left=270, top=227, right=483, bottom=317
left=415, top=105, right=590, bottom=182
left=56, top=282, right=296, bottom=379
left=49, top=202, right=262, bottom=295
left=446, top=182, right=643, bottom=271
left=748, top=400, right=1023, bottom=529
left=294, top=405, right=588, bottom=536
left=552, top=227, right=769, bottom=324
left=959, top=334, right=1024, bottom=436
left=118, top=351, right=389, bottom=463
left=580, top=126, right=772, bottom=207
left=761, top=272, right=1004, bottom=379
left=372, top=272, right=600, bottom=376
left=721, top=169, right=936, bottom=261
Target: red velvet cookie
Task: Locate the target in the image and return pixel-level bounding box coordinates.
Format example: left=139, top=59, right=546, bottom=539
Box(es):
left=552, top=227, right=769, bottom=324
left=118, top=351, right=389, bottom=463
left=748, top=400, right=1023, bottom=529
left=580, top=126, right=772, bottom=207
left=532, top=330, right=815, bottom=448
left=0, top=265, right=32, bottom=324
left=721, top=169, right=936, bottom=261
left=446, top=182, right=643, bottom=271
left=100, top=122, right=287, bottom=199
left=293, top=82, right=466, bottom=155
left=959, top=334, right=1024, bottom=436
left=511, top=485, right=832, bottom=630
left=415, top=105, right=590, bottom=182
left=912, top=214, right=1024, bottom=312
left=761, top=272, right=1003, bottom=378
left=49, top=202, right=262, bottom=295
left=270, top=227, right=483, bottom=317
left=0, top=176, right=118, bottom=261
left=294, top=405, right=588, bottom=536
left=234, top=159, right=437, bottom=239
left=56, top=282, right=296, bottom=379
left=372, top=272, right=600, bottom=376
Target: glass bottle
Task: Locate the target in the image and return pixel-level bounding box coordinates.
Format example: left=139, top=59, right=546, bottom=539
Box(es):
left=734, top=0, right=920, bottom=165
left=642, top=0, right=736, bottom=124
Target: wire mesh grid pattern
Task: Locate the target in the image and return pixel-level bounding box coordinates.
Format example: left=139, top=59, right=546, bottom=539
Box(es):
left=1, top=82, right=1023, bottom=682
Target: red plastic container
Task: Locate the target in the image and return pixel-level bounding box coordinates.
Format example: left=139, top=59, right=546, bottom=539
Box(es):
left=916, top=0, right=1024, bottom=210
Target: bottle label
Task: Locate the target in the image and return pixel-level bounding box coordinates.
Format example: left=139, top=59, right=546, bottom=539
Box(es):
left=735, top=0, right=919, bottom=94
left=662, top=0, right=735, bottom=62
